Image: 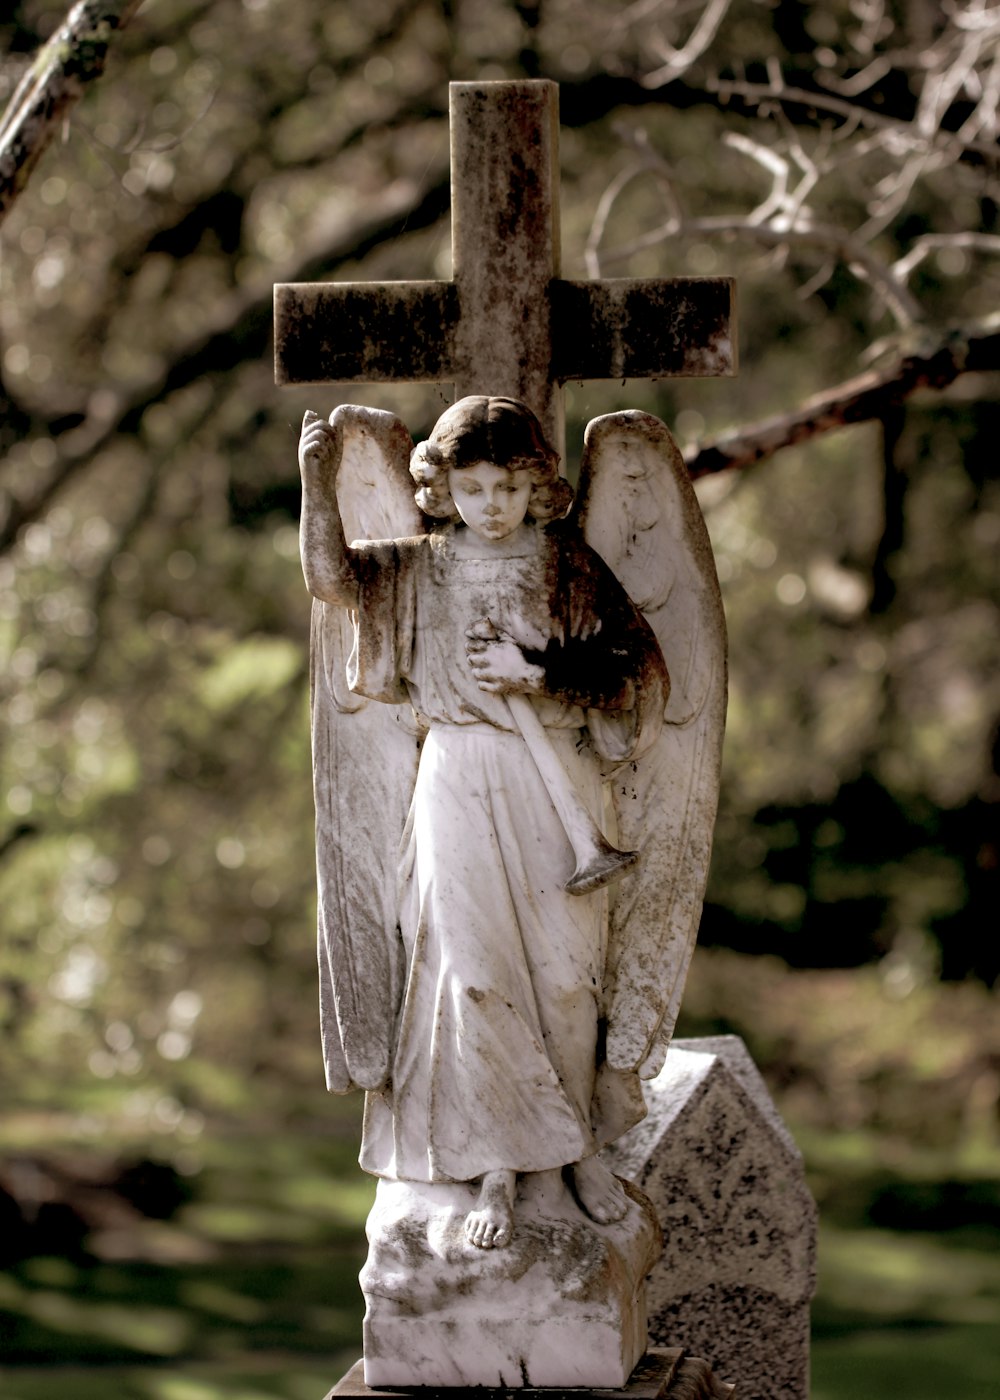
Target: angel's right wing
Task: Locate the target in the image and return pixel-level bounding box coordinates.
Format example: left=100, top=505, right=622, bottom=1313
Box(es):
left=575, top=410, right=727, bottom=1081
left=308, top=405, right=426, bottom=1094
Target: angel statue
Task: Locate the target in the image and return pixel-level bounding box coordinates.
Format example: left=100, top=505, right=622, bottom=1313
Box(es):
left=297, top=395, right=726, bottom=1256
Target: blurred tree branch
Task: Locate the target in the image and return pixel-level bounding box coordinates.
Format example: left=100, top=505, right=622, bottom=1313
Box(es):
left=606, top=0, right=1000, bottom=289
left=0, top=0, right=144, bottom=228
left=586, top=1, right=1000, bottom=489
left=2, top=0, right=999, bottom=1109
left=0, top=167, right=450, bottom=554
left=4, top=0, right=1000, bottom=547
left=871, top=405, right=907, bottom=616
left=686, top=318, right=1000, bottom=477
left=588, top=125, right=925, bottom=328
left=0, top=822, right=39, bottom=864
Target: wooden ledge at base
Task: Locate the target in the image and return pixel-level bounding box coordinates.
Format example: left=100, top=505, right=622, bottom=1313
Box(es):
left=325, top=1348, right=736, bottom=1399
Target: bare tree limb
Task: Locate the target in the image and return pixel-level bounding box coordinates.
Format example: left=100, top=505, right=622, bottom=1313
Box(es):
left=0, top=822, right=39, bottom=864
left=591, top=127, right=925, bottom=327
left=641, top=0, right=733, bottom=88
left=893, top=231, right=1000, bottom=282
left=0, top=0, right=144, bottom=229
left=818, top=56, right=893, bottom=98
left=871, top=406, right=907, bottom=615
left=685, top=318, right=1000, bottom=477
left=707, top=76, right=1000, bottom=162
left=0, top=168, right=450, bottom=555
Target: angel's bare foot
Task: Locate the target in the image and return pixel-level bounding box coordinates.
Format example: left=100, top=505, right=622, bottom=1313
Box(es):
left=571, top=1155, right=628, bottom=1224
left=465, top=1169, right=516, bottom=1249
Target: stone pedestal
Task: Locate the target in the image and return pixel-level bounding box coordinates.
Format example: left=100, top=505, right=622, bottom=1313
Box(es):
left=607, top=1036, right=816, bottom=1400
left=328, top=1346, right=736, bottom=1397
left=359, top=1170, right=661, bottom=1388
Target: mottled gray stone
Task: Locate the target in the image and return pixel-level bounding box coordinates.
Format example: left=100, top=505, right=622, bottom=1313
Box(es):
left=360, top=1172, right=661, bottom=1388
left=607, top=1036, right=817, bottom=1400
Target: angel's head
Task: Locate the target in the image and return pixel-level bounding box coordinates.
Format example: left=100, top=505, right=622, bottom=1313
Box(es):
left=410, top=396, right=573, bottom=535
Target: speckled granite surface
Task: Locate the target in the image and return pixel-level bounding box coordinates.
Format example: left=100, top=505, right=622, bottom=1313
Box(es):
left=608, top=1036, right=816, bottom=1400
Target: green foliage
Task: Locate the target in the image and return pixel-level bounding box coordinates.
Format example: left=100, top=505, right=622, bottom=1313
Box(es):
left=1, top=1, right=998, bottom=1392
left=0, top=1087, right=997, bottom=1396
left=0, top=1120, right=371, bottom=1387
left=2, top=4, right=998, bottom=1096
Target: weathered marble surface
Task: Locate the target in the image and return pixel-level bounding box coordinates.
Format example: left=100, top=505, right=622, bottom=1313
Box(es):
left=283, top=76, right=736, bottom=1390
left=330, top=1347, right=736, bottom=1397
left=297, top=392, right=726, bottom=1384
left=360, top=1171, right=661, bottom=1388
left=299, top=394, right=726, bottom=1214
left=275, top=79, right=735, bottom=461
left=608, top=1036, right=817, bottom=1400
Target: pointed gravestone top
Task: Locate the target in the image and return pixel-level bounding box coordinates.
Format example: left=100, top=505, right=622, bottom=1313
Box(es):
left=611, top=1035, right=803, bottom=1176
left=609, top=1036, right=817, bottom=1400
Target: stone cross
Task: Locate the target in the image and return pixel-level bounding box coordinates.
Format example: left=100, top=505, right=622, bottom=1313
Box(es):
left=274, top=79, right=735, bottom=458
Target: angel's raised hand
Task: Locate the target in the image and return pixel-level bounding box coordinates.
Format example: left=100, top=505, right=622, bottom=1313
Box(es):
left=298, top=410, right=338, bottom=477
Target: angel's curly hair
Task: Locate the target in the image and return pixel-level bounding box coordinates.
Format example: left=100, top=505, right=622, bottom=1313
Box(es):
left=410, top=396, right=573, bottom=523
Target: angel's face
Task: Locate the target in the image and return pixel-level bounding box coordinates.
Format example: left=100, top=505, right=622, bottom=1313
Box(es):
left=448, top=460, right=532, bottom=541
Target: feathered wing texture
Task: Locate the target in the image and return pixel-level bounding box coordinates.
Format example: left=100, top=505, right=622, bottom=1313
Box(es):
left=574, top=411, right=727, bottom=1080
left=309, top=405, right=426, bottom=1094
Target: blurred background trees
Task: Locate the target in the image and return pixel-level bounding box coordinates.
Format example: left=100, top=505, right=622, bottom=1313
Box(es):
left=1, top=2, right=998, bottom=1396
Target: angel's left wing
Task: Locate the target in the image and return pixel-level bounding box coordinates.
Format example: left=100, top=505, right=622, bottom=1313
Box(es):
left=309, top=405, right=426, bottom=1095
left=574, top=410, right=727, bottom=1079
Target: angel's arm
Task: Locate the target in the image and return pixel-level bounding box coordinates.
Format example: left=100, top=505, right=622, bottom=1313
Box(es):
left=298, top=409, right=360, bottom=608
left=466, top=629, right=644, bottom=707
left=465, top=540, right=666, bottom=712
left=537, top=531, right=669, bottom=713
left=531, top=616, right=662, bottom=712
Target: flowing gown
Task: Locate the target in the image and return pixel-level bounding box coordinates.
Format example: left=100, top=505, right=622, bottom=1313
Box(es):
left=347, top=522, right=668, bottom=1185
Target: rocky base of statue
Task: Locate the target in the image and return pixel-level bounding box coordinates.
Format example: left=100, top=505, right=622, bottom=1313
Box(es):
left=358, top=1168, right=661, bottom=1389
left=328, top=1346, right=736, bottom=1398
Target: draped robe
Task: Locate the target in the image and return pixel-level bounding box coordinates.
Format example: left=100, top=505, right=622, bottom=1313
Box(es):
left=345, top=521, right=668, bottom=1184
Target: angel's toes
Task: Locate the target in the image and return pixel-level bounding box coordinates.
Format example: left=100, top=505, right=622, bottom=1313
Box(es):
left=466, top=1209, right=494, bottom=1249
left=591, top=1182, right=628, bottom=1224
left=465, top=1207, right=512, bottom=1250
left=489, top=1219, right=512, bottom=1248
left=572, top=1157, right=629, bottom=1225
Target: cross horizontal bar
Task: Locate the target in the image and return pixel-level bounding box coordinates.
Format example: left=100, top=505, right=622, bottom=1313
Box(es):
left=274, top=281, right=459, bottom=385
left=275, top=276, right=736, bottom=389
left=551, top=278, right=736, bottom=381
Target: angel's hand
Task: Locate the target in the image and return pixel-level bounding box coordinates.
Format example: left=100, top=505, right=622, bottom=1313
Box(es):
left=299, top=410, right=338, bottom=478
left=466, top=621, right=544, bottom=696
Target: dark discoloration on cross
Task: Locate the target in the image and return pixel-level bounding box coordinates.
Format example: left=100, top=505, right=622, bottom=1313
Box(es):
left=274, top=80, right=735, bottom=457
